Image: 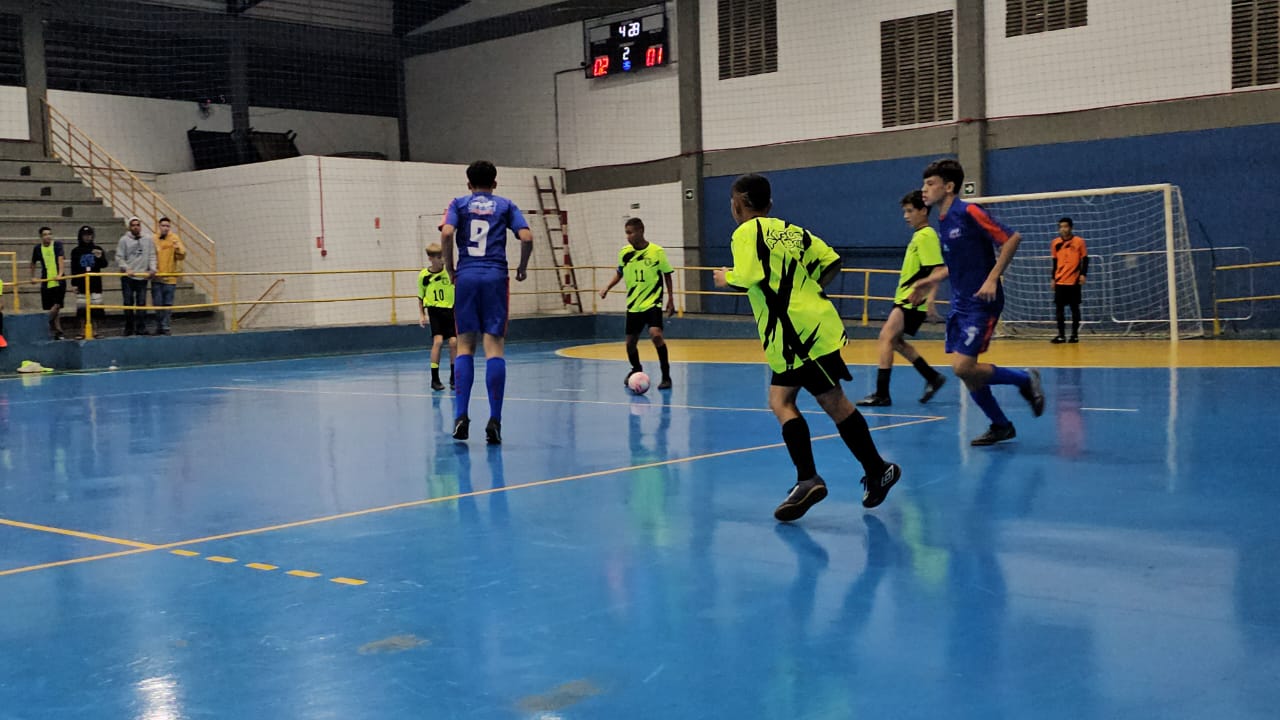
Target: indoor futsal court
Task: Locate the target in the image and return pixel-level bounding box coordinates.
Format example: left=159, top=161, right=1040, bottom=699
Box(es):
left=2, top=338, right=1279, bottom=719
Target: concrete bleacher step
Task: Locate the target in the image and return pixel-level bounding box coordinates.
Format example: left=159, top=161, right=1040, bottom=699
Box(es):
left=0, top=199, right=116, bottom=218
left=0, top=140, right=51, bottom=162
left=0, top=179, right=96, bottom=201
left=0, top=216, right=123, bottom=239
left=0, top=159, right=81, bottom=182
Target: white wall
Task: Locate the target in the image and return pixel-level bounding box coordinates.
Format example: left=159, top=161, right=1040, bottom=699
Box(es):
left=405, top=3, right=680, bottom=171
left=157, top=157, right=567, bottom=328
left=699, top=0, right=956, bottom=152
left=44, top=90, right=399, bottom=175
left=561, top=182, right=686, bottom=313
left=0, top=85, right=26, bottom=140
left=985, top=0, right=1233, bottom=118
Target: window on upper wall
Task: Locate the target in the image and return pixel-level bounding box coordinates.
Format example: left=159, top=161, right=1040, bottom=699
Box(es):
left=0, top=14, right=23, bottom=87
left=881, top=10, right=954, bottom=128
left=1006, top=0, right=1088, bottom=37
left=718, top=0, right=777, bottom=80
left=1232, top=0, right=1279, bottom=88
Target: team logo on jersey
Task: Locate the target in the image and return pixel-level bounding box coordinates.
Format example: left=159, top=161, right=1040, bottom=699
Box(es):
left=949, top=228, right=961, bottom=240
left=764, top=225, right=806, bottom=255
left=468, top=198, right=497, bottom=216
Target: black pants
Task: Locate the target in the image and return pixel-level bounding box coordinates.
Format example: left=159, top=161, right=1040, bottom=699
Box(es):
left=1054, top=283, right=1082, bottom=336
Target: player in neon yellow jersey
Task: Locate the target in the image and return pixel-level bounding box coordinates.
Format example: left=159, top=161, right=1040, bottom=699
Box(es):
left=714, top=173, right=900, bottom=520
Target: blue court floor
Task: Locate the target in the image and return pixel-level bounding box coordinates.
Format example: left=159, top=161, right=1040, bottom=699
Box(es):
left=1, top=342, right=1279, bottom=719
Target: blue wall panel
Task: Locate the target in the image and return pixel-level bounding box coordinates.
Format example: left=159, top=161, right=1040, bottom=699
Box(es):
left=702, top=154, right=945, bottom=316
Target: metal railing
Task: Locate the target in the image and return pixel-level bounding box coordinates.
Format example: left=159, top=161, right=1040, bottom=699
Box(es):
left=1212, top=259, right=1280, bottom=335
left=20, top=262, right=924, bottom=340
left=0, top=252, right=17, bottom=312
left=43, top=102, right=218, bottom=303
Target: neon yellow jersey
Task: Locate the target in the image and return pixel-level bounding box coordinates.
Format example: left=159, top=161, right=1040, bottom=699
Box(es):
left=724, top=217, right=846, bottom=373
left=894, top=226, right=944, bottom=309
left=616, top=242, right=674, bottom=312
left=417, top=268, right=454, bottom=309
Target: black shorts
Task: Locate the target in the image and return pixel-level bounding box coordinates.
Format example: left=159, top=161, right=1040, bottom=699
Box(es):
left=40, top=284, right=66, bottom=310
left=771, top=350, right=853, bottom=396
left=426, top=306, right=456, bottom=339
left=1054, top=284, right=1082, bottom=306
left=625, top=307, right=664, bottom=336
left=894, top=304, right=927, bottom=336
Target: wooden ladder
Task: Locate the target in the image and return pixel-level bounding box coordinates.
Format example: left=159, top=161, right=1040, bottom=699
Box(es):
left=533, top=176, right=583, bottom=313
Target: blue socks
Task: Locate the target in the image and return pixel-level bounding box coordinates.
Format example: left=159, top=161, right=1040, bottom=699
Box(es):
left=988, top=364, right=1029, bottom=389
left=970, top=386, right=1010, bottom=427
left=454, top=354, right=475, bottom=421
left=486, top=357, right=506, bottom=421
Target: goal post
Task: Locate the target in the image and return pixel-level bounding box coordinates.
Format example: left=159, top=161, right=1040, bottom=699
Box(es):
left=968, top=183, right=1203, bottom=341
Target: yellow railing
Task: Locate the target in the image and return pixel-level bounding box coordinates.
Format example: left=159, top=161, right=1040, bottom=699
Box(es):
left=42, top=102, right=218, bottom=303
left=1212, top=259, right=1280, bottom=335
left=32, top=262, right=924, bottom=340
left=0, top=252, right=17, bottom=312
left=579, top=264, right=921, bottom=326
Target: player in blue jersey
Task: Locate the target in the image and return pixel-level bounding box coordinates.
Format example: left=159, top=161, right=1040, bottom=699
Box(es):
left=440, top=161, right=534, bottom=445
left=909, top=159, right=1045, bottom=445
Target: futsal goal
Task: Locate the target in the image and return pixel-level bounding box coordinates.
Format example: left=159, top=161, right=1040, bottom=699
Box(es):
left=972, top=183, right=1204, bottom=340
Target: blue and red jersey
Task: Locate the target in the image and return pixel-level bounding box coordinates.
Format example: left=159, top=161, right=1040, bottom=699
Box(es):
left=444, top=192, right=530, bottom=273
left=937, top=197, right=1015, bottom=313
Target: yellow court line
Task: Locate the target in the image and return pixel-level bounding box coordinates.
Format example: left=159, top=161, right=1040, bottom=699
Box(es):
left=0, top=416, right=942, bottom=579
left=0, top=518, right=157, bottom=549
left=287, top=570, right=321, bottom=578
left=245, top=562, right=278, bottom=571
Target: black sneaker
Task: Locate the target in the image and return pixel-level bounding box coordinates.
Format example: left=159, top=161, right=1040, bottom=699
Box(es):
left=452, top=415, right=470, bottom=440
left=855, top=393, right=891, bottom=407
left=431, top=379, right=445, bottom=391
left=919, top=374, right=947, bottom=403
left=861, top=463, right=901, bottom=509
left=773, top=476, right=828, bottom=522
left=485, top=418, right=501, bottom=445
left=657, top=376, right=672, bottom=390
left=1019, top=368, right=1045, bottom=417
left=971, top=423, right=1016, bottom=446
left=1068, top=335, right=1079, bottom=344
left=449, top=378, right=455, bottom=390
left=1050, top=336, right=1066, bottom=344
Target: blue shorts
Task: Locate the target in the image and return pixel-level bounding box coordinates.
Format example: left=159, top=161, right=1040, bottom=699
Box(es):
left=945, top=309, right=999, bottom=357
left=453, top=269, right=509, bottom=337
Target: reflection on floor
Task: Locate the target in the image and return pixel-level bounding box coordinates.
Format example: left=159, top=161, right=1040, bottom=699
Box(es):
left=1, top=339, right=1278, bottom=719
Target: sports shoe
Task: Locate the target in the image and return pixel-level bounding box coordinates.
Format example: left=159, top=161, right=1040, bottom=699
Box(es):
left=1068, top=335, right=1079, bottom=344
left=861, top=463, right=901, bottom=508
left=485, top=418, right=501, bottom=445
left=1019, top=368, right=1045, bottom=417
left=431, top=379, right=445, bottom=391
left=971, top=423, right=1016, bottom=446
left=773, top=476, right=828, bottom=522
left=919, top=374, right=947, bottom=403
left=855, top=393, right=891, bottom=407
left=657, top=376, right=672, bottom=390
left=452, top=415, right=470, bottom=440
left=1050, top=336, right=1066, bottom=344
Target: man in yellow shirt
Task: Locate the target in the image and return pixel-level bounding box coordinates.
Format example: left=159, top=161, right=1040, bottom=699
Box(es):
left=151, top=216, right=186, bottom=335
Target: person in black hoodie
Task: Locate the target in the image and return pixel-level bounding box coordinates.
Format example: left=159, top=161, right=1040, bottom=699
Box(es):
left=69, top=225, right=109, bottom=338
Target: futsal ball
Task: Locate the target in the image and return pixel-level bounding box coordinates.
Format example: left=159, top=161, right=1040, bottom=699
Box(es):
left=627, top=371, right=651, bottom=395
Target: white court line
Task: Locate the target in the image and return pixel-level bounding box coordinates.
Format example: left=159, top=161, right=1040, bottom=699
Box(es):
left=1079, top=407, right=1139, bottom=413
left=209, top=385, right=943, bottom=421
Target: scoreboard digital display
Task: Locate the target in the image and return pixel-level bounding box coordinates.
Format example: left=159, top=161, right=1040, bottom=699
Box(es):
left=584, top=8, right=668, bottom=79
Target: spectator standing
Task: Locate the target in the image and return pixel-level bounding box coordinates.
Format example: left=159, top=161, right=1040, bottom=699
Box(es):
left=116, top=216, right=156, bottom=337
left=152, top=217, right=186, bottom=335
left=69, top=224, right=108, bottom=338
left=31, top=226, right=66, bottom=340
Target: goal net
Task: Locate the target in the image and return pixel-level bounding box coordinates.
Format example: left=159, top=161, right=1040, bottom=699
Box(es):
left=972, top=184, right=1204, bottom=339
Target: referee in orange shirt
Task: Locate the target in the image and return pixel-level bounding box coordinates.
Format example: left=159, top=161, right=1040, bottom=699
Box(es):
left=1050, top=217, right=1088, bottom=343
